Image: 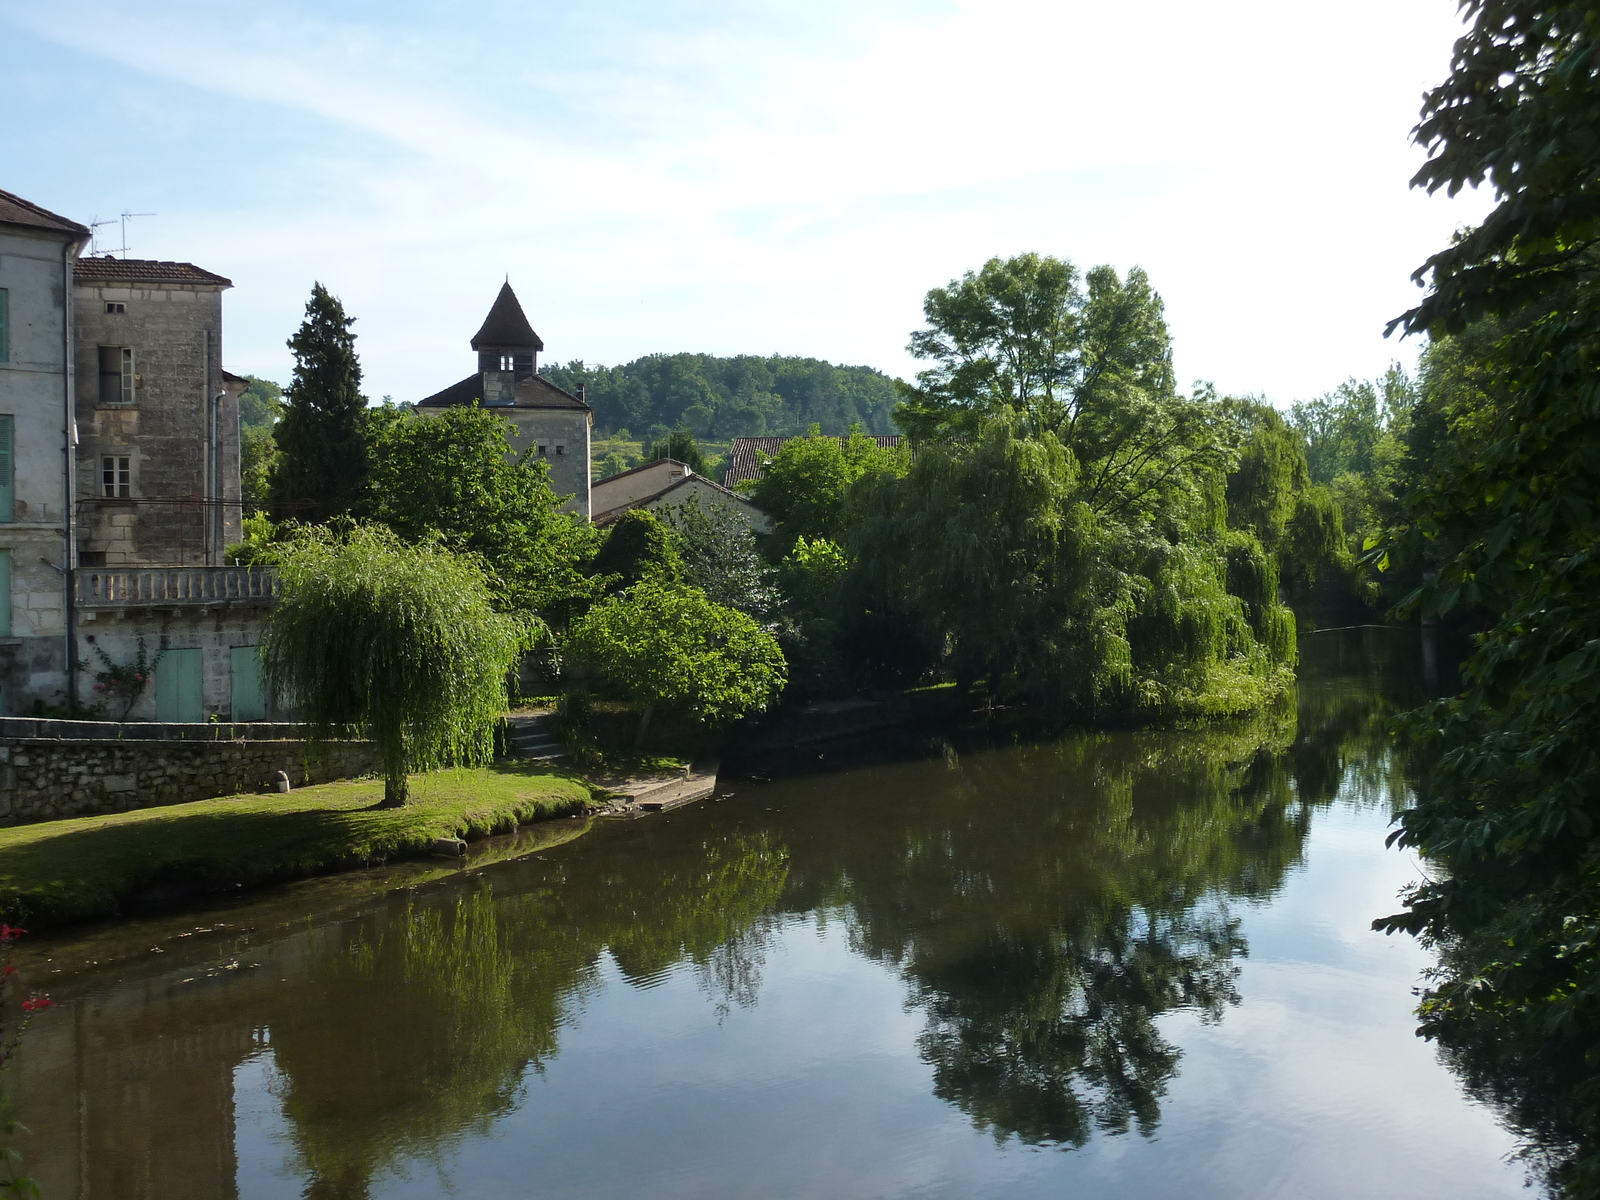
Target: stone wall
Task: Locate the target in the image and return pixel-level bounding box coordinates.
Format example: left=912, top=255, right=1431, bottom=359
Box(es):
left=0, top=717, right=378, bottom=825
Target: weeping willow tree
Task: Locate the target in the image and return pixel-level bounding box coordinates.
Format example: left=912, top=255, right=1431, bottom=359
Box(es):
left=263, top=525, right=528, bottom=806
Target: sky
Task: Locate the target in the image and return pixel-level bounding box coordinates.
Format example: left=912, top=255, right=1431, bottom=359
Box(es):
left=1, top=0, right=1492, bottom=408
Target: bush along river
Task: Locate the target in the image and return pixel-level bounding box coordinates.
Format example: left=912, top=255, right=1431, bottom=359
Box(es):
left=12, top=628, right=1535, bottom=1199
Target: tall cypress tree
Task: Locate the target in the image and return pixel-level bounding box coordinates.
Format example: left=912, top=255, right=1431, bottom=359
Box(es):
left=270, top=283, right=368, bottom=520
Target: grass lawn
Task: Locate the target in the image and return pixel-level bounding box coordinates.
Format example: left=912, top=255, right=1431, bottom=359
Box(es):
left=0, top=763, right=594, bottom=930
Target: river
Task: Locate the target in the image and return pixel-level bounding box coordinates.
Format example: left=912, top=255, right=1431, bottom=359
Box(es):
left=13, top=628, right=1534, bottom=1198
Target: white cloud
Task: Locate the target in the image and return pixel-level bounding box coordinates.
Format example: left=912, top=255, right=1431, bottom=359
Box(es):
left=3, top=0, right=1491, bottom=408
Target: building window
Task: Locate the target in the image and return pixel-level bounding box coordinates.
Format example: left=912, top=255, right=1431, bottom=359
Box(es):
left=102, top=454, right=131, bottom=498
left=537, top=444, right=548, bottom=456
left=498, top=354, right=515, bottom=371
left=0, top=414, right=11, bottom=522
left=98, top=346, right=135, bottom=405
left=0, top=288, right=8, bottom=363
left=105, top=302, right=126, bottom=314
left=554, top=444, right=565, bottom=455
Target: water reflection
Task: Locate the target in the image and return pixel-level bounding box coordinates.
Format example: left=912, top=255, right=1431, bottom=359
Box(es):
left=16, top=629, right=1449, bottom=1198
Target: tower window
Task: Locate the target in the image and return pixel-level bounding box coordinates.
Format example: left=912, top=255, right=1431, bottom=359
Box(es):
left=498, top=354, right=515, bottom=371
left=101, top=455, right=131, bottom=498
left=105, top=302, right=126, bottom=314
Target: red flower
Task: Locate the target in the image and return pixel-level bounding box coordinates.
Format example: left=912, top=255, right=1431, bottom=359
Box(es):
left=0, top=925, right=25, bottom=942
left=21, top=997, right=53, bottom=1013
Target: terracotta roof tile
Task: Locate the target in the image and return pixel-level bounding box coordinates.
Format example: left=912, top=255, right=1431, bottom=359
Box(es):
left=73, top=257, right=232, bottom=286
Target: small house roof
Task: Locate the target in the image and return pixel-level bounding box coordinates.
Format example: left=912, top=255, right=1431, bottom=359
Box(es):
left=471, top=282, right=544, bottom=351
left=73, top=257, right=232, bottom=287
left=591, top=459, right=769, bottom=527
left=724, top=434, right=903, bottom=486
left=0, top=188, right=89, bottom=238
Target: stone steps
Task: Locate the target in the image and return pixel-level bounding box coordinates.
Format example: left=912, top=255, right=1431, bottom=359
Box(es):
left=502, top=714, right=568, bottom=762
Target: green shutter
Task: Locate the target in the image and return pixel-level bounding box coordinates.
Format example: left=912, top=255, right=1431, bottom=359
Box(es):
left=156, top=648, right=204, bottom=722
left=0, top=288, right=9, bottom=362
left=0, top=550, right=10, bottom=638
left=0, top=415, right=12, bottom=523
left=230, top=646, right=266, bottom=722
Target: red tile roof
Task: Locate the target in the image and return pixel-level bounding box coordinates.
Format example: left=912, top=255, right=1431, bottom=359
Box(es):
left=724, top=434, right=903, bottom=486
left=0, top=188, right=89, bottom=237
left=73, top=257, right=232, bottom=286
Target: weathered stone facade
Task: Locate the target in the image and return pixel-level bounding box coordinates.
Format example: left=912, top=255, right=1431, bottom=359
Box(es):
left=0, top=717, right=378, bottom=825
left=72, top=258, right=242, bottom=567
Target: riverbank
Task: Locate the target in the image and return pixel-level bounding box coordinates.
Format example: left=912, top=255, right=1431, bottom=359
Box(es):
left=0, top=764, right=593, bottom=930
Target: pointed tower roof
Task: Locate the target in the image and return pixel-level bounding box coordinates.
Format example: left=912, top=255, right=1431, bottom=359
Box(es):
left=470, top=282, right=544, bottom=351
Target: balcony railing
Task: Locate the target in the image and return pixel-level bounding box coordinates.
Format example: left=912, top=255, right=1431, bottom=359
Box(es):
left=73, top=566, right=281, bottom=608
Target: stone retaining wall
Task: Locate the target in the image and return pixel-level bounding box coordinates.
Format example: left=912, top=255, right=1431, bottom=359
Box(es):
left=0, top=719, right=379, bottom=825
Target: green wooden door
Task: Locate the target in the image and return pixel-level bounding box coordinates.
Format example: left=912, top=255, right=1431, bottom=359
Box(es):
left=155, top=648, right=204, bottom=723
left=230, top=646, right=266, bottom=722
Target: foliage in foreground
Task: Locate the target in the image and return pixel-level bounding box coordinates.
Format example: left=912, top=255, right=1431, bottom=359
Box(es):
left=263, top=525, right=528, bottom=805
left=1372, top=4, right=1600, bottom=1194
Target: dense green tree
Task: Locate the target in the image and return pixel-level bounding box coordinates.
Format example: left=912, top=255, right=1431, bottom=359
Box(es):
left=1225, top=400, right=1347, bottom=596
left=589, top=509, right=682, bottom=592
left=565, top=580, right=787, bottom=740
left=262, top=525, right=526, bottom=805
left=747, top=425, right=905, bottom=548
left=269, top=285, right=370, bottom=520
left=641, top=425, right=707, bottom=474
left=846, top=416, right=1293, bottom=716
left=363, top=405, right=599, bottom=620
left=897, top=255, right=1234, bottom=522
left=659, top=496, right=781, bottom=628
left=1374, top=4, right=1600, bottom=1192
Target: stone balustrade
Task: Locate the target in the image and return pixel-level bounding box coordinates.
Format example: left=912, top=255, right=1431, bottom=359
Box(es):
left=73, top=566, right=280, bottom=608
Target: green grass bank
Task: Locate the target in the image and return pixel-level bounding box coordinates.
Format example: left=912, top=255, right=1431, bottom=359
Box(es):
left=0, top=764, right=593, bottom=931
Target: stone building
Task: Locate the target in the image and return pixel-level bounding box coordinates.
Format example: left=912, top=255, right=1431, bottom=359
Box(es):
left=0, top=190, right=89, bottom=715
left=72, top=257, right=244, bottom=567
left=415, top=282, right=593, bottom=517
left=0, top=185, right=266, bottom=719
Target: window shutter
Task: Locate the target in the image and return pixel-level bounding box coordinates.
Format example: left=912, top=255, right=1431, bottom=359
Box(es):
left=0, top=415, right=13, bottom=523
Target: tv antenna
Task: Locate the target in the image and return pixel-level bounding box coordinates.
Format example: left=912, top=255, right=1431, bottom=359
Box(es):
left=87, top=211, right=155, bottom=258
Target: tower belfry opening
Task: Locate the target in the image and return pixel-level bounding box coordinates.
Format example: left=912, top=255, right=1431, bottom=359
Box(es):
left=471, top=281, right=543, bottom=386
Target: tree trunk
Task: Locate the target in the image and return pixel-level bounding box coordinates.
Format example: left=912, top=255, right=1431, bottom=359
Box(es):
left=379, top=766, right=409, bottom=808
left=635, top=703, right=655, bottom=750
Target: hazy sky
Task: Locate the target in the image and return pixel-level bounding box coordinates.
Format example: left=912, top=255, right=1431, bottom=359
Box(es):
left=3, top=0, right=1491, bottom=407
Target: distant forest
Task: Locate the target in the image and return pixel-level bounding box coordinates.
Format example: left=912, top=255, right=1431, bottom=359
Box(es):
left=539, top=354, right=902, bottom=439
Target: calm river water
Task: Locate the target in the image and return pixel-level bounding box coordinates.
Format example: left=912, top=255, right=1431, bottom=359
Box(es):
left=15, top=629, right=1533, bottom=1198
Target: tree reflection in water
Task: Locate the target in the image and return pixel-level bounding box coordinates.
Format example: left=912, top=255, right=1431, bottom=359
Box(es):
left=267, top=832, right=789, bottom=1199
left=21, top=633, right=1420, bottom=1199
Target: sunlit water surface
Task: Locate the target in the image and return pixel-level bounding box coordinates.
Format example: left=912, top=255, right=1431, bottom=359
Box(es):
left=17, top=630, right=1530, bottom=1198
